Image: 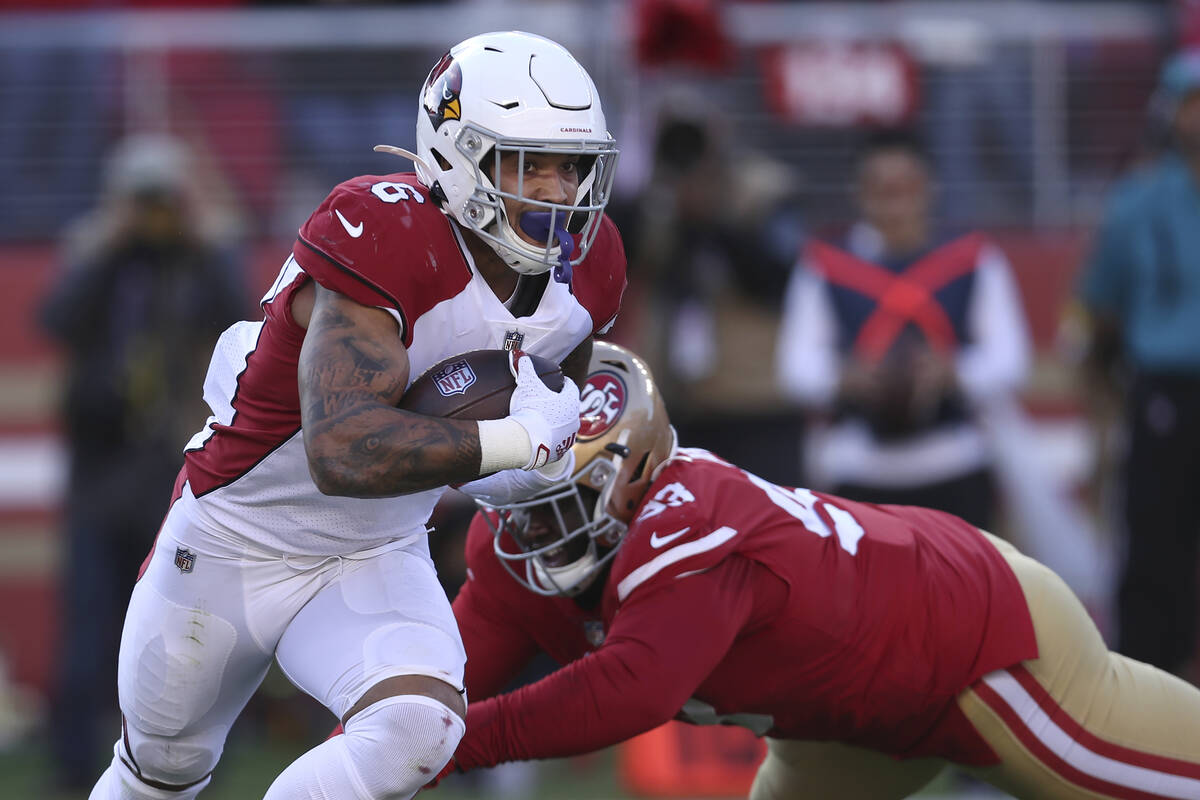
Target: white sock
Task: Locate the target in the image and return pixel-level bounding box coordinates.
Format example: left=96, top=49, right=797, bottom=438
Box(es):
left=263, top=695, right=465, bottom=800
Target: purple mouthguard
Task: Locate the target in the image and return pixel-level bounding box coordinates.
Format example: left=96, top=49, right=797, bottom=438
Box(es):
left=518, top=211, right=575, bottom=285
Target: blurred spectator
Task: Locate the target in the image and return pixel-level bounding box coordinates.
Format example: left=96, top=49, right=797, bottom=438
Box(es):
left=39, top=133, right=245, bottom=790
left=777, top=129, right=1031, bottom=529
left=610, top=96, right=803, bottom=484
left=1074, top=49, right=1200, bottom=681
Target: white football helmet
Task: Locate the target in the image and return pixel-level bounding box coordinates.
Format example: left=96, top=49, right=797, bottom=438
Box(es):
left=386, top=31, right=618, bottom=282
left=480, top=343, right=677, bottom=597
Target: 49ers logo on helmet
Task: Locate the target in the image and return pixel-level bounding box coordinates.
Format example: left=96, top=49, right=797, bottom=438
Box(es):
left=578, top=371, right=627, bottom=439
left=422, top=53, right=463, bottom=131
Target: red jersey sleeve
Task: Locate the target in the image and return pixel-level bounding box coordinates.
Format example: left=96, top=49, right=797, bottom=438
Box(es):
left=453, top=556, right=764, bottom=771
left=291, top=173, right=469, bottom=342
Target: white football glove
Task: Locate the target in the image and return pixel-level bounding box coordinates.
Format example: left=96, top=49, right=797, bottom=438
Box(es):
left=457, top=450, right=576, bottom=506
left=507, top=352, right=581, bottom=470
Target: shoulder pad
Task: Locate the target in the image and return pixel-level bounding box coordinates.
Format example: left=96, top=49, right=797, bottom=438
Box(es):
left=611, top=467, right=742, bottom=603
left=572, top=215, right=627, bottom=335
left=292, top=173, right=470, bottom=341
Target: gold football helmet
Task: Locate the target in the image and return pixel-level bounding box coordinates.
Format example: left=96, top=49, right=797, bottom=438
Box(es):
left=481, top=342, right=676, bottom=596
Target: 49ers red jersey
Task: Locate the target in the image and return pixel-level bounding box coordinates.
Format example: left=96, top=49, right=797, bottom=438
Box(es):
left=452, top=447, right=1036, bottom=770
left=181, top=172, right=626, bottom=556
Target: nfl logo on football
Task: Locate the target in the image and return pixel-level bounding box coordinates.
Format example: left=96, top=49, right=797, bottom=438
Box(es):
left=433, top=360, right=477, bottom=397
left=174, top=547, right=196, bottom=574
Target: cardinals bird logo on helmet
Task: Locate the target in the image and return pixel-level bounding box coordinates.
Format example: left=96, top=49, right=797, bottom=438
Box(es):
left=422, top=54, right=463, bottom=132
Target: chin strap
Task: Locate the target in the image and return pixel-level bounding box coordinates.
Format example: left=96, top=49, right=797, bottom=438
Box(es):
left=518, top=211, right=576, bottom=285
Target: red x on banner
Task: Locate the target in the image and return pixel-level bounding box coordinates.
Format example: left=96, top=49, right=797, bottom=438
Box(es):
left=806, top=234, right=986, bottom=363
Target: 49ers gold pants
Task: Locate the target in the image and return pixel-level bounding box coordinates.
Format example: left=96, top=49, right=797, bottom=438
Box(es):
left=751, top=532, right=1200, bottom=800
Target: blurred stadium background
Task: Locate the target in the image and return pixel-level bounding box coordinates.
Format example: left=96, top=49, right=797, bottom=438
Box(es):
left=0, top=0, right=1190, bottom=798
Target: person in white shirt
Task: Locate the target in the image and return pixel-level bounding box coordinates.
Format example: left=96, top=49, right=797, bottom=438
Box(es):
left=776, top=129, right=1031, bottom=528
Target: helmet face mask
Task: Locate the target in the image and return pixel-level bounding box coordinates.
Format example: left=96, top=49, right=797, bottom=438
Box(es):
left=484, top=457, right=625, bottom=597
left=413, top=32, right=619, bottom=280
left=480, top=343, right=677, bottom=598
left=461, top=127, right=618, bottom=280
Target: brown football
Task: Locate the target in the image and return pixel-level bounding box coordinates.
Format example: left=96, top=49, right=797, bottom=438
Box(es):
left=398, top=349, right=564, bottom=420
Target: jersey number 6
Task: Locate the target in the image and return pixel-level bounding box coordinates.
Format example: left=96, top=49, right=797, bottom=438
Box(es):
left=370, top=181, right=426, bottom=204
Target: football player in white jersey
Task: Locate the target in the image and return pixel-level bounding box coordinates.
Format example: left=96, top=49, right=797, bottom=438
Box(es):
left=89, top=31, right=625, bottom=800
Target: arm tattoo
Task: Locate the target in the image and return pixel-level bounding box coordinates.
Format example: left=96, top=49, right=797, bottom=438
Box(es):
left=299, top=292, right=483, bottom=497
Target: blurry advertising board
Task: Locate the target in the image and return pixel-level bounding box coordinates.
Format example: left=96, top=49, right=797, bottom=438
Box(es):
left=762, top=42, right=919, bottom=127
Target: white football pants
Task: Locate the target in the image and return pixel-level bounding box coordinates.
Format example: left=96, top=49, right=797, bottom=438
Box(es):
left=89, top=499, right=466, bottom=799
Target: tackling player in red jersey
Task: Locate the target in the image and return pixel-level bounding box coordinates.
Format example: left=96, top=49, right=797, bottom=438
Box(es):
left=437, top=342, right=1200, bottom=799
left=90, top=32, right=625, bottom=800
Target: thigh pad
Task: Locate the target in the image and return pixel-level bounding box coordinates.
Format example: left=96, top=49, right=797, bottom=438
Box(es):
left=118, top=581, right=238, bottom=737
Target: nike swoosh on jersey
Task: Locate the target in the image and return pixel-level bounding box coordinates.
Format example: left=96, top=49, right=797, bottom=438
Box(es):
left=649, top=527, right=690, bottom=549
left=335, top=209, right=364, bottom=238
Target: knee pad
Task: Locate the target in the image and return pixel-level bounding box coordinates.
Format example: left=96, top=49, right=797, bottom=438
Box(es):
left=90, top=736, right=212, bottom=800
left=119, top=715, right=222, bottom=791
left=342, top=695, right=466, bottom=800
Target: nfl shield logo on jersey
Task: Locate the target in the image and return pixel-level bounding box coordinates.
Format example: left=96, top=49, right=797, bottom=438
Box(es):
left=174, top=547, right=196, bottom=574
left=503, top=330, right=525, bottom=352
left=433, top=360, right=477, bottom=397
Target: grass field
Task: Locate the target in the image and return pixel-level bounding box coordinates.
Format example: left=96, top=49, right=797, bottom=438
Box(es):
left=0, top=678, right=1009, bottom=800
left=0, top=746, right=625, bottom=800
left=0, top=733, right=1010, bottom=800
left=0, top=737, right=665, bottom=800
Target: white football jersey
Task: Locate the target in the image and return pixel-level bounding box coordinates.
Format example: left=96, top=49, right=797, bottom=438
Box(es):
left=180, top=173, right=626, bottom=556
